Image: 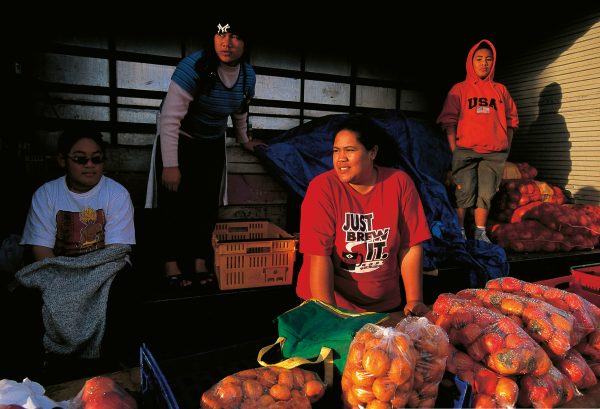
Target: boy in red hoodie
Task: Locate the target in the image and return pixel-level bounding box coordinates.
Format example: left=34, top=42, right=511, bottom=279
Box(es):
left=437, top=39, right=519, bottom=242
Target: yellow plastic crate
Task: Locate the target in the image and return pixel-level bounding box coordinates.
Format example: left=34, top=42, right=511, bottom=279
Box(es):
left=212, top=220, right=298, bottom=290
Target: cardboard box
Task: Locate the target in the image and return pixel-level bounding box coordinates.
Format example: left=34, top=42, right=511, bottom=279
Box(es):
left=212, top=220, right=297, bottom=290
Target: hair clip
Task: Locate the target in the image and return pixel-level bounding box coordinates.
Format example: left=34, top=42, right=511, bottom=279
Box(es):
left=217, top=23, right=230, bottom=34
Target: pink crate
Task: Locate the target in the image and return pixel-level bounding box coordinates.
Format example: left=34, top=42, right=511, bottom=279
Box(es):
left=571, top=263, right=600, bottom=293
left=536, top=274, right=600, bottom=307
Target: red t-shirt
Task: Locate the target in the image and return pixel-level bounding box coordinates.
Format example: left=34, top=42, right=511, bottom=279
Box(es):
left=296, top=166, right=431, bottom=312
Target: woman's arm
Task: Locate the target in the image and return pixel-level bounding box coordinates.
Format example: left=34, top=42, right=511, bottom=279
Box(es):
left=232, top=112, right=267, bottom=152
left=159, top=82, right=193, bottom=191
left=309, top=254, right=336, bottom=306
left=399, top=244, right=429, bottom=316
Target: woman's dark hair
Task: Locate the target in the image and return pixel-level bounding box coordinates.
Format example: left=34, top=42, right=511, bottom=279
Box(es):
left=475, top=41, right=493, bottom=53
left=57, top=126, right=105, bottom=156
left=194, top=17, right=251, bottom=95
left=334, top=114, right=400, bottom=166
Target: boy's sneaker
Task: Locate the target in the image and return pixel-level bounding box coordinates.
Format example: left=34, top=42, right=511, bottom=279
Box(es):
left=474, top=228, right=492, bottom=243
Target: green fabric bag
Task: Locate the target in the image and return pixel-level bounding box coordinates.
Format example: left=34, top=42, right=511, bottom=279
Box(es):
left=257, top=299, right=388, bottom=385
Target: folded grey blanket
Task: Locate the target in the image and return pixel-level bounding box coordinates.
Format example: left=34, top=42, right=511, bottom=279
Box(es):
left=15, top=244, right=131, bottom=358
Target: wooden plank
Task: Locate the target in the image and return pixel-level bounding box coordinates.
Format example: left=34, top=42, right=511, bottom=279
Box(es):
left=226, top=174, right=287, bottom=205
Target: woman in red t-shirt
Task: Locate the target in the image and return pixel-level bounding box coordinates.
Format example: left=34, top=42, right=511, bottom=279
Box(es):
left=296, top=115, right=431, bottom=314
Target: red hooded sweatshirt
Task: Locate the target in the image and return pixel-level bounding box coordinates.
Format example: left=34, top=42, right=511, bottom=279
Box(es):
left=437, top=39, right=519, bottom=153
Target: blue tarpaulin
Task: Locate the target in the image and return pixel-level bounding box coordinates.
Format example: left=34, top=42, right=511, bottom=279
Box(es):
left=255, top=110, right=508, bottom=287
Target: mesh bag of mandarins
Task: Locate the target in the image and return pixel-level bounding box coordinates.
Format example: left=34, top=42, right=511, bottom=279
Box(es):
left=200, top=366, right=325, bottom=409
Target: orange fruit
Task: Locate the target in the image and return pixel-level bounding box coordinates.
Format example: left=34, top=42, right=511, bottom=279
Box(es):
left=527, top=318, right=553, bottom=342
left=474, top=367, right=497, bottom=395
left=341, top=374, right=353, bottom=392
left=200, top=390, right=221, bottom=409
left=501, top=277, right=524, bottom=292
left=546, top=330, right=571, bottom=357
left=350, top=368, right=376, bottom=388
left=481, top=332, right=503, bottom=354
left=213, top=381, right=243, bottom=407
left=269, top=383, right=291, bottom=401
left=418, top=397, right=436, bottom=408
left=459, top=370, right=475, bottom=386
left=550, top=311, right=573, bottom=333
left=242, top=379, right=264, bottom=400
left=523, top=282, right=544, bottom=297
left=495, top=316, right=518, bottom=335
left=388, top=356, right=413, bottom=385
left=389, top=389, right=409, bottom=408
left=257, top=394, right=276, bottom=406
left=407, top=391, right=420, bottom=408
left=420, top=382, right=440, bottom=398
left=532, top=348, right=552, bottom=376
left=392, top=334, right=412, bottom=355
left=459, top=322, right=482, bottom=345
left=495, top=377, right=519, bottom=407
left=365, top=399, right=391, bottom=409
left=564, top=292, right=584, bottom=310
left=347, top=342, right=365, bottom=367
left=302, top=370, right=317, bottom=382
left=257, top=368, right=278, bottom=388
left=351, top=384, right=375, bottom=404
left=500, top=297, right=525, bottom=316
left=504, top=333, right=524, bottom=349
left=291, top=368, right=305, bottom=388
left=452, top=350, right=474, bottom=373
left=486, top=279, right=502, bottom=290
left=371, top=377, right=396, bottom=402
left=559, top=357, right=585, bottom=384
left=237, top=369, right=258, bottom=379
left=543, top=287, right=564, bottom=301
left=277, top=370, right=294, bottom=388
left=220, top=375, right=241, bottom=385
left=362, top=349, right=391, bottom=377
left=466, top=338, right=486, bottom=361
left=487, top=349, right=520, bottom=375
left=472, top=393, right=496, bottom=409
left=81, top=376, right=116, bottom=403
left=303, top=380, right=325, bottom=403
left=239, top=399, right=260, bottom=409
left=451, top=309, right=474, bottom=327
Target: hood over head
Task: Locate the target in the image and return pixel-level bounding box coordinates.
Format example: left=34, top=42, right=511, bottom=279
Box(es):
left=466, top=39, right=496, bottom=82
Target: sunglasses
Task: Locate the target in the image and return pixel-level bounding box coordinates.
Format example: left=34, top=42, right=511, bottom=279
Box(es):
left=67, top=155, right=105, bottom=165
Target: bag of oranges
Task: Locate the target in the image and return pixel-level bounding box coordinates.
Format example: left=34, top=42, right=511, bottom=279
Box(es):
left=200, top=366, right=326, bottom=409
left=341, top=323, right=418, bottom=408
left=396, top=316, right=449, bottom=408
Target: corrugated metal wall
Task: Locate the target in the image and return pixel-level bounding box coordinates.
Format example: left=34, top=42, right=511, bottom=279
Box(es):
left=501, top=13, right=600, bottom=205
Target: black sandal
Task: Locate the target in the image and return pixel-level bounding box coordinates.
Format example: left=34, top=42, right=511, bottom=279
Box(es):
left=165, top=272, right=195, bottom=289
left=195, top=271, right=216, bottom=286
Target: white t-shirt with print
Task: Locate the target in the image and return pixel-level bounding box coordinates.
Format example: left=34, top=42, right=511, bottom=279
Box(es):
left=21, top=175, right=135, bottom=256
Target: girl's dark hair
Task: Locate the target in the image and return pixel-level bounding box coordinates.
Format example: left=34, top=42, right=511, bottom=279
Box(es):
left=57, top=126, right=105, bottom=156
left=334, top=114, right=400, bottom=166
left=475, top=41, right=493, bottom=52
left=194, top=18, right=251, bottom=96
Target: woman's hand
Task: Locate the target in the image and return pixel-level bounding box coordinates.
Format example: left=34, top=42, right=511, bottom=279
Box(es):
left=162, top=166, right=181, bottom=192
left=403, top=301, right=430, bottom=317
left=241, top=139, right=267, bottom=152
